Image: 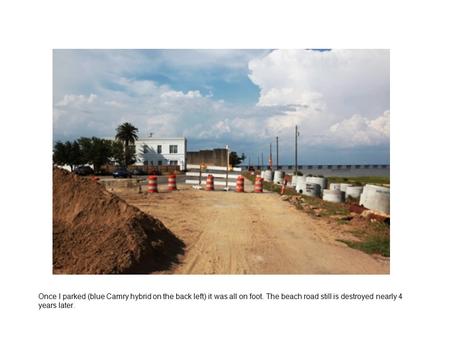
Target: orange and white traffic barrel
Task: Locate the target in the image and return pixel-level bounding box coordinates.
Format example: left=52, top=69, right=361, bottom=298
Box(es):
left=236, top=175, right=244, bottom=192
left=147, top=175, right=158, bottom=193
left=254, top=177, right=264, bottom=193
left=168, top=174, right=177, bottom=191
left=280, top=178, right=288, bottom=195
left=206, top=174, right=214, bottom=191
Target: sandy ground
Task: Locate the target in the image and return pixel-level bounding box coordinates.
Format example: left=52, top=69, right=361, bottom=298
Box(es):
left=114, top=179, right=389, bottom=274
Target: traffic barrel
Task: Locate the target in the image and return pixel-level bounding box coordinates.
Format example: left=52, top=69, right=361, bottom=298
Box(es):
left=147, top=175, right=158, bottom=193
left=206, top=174, right=214, bottom=191
left=280, top=178, right=288, bottom=195
left=236, top=175, right=244, bottom=192
left=254, top=176, right=264, bottom=193
left=168, top=174, right=177, bottom=191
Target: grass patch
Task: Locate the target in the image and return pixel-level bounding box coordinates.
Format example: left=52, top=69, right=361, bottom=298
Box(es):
left=337, top=234, right=390, bottom=257
left=339, top=221, right=390, bottom=257
left=328, top=176, right=390, bottom=186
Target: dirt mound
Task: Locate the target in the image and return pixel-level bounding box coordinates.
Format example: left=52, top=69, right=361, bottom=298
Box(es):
left=53, top=168, right=184, bottom=274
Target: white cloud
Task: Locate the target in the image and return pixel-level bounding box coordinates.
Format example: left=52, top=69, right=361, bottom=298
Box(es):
left=56, top=94, right=97, bottom=106
left=328, top=111, right=390, bottom=147
left=248, top=49, right=390, bottom=147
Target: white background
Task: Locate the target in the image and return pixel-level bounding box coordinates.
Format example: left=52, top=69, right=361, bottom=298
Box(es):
left=1, top=0, right=449, bottom=336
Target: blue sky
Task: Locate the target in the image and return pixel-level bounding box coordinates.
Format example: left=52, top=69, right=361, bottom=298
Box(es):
left=53, top=49, right=390, bottom=164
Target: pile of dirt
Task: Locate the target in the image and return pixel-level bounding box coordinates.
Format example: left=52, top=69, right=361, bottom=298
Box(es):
left=53, top=168, right=184, bottom=274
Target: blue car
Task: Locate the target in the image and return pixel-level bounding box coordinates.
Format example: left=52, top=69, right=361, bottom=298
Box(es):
left=112, top=168, right=132, bottom=178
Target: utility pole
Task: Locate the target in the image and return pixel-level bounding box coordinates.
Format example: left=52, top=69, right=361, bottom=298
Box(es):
left=225, top=145, right=229, bottom=189
left=269, top=143, right=272, bottom=170
left=276, top=136, right=279, bottom=170
left=261, top=152, right=264, bottom=169
left=295, top=125, right=299, bottom=175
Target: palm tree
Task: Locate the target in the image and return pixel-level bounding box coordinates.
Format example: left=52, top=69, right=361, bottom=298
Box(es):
left=115, top=122, right=139, bottom=166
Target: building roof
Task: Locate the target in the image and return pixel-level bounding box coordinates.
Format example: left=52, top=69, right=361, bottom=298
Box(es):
left=135, top=137, right=186, bottom=141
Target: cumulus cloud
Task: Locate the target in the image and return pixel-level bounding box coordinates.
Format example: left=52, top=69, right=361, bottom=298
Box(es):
left=328, top=111, right=390, bottom=147
left=56, top=94, right=97, bottom=106
left=248, top=49, right=390, bottom=147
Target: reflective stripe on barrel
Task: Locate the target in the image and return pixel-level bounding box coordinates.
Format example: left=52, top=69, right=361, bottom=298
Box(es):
left=254, top=176, right=264, bottom=193
left=206, top=174, right=214, bottom=191
left=236, top=175, right=244, bottom=192
left=147, top=175, right=158, bottom=193
left=167, top=174, right=177, bottom=191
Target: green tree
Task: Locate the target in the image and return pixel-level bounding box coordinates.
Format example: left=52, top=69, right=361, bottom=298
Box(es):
left=53, top=141, right=69, bottom=167
left=111, top=140, right=125, bottom=166
left=115, top=122, right=139, bottom=166
left=78, top=137, right=113, bottom=172
left=53, top=140, right=83, bottom=171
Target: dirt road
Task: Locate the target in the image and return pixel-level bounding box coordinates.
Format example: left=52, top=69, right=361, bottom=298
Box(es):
left=115, top=181, right=389, bottom=274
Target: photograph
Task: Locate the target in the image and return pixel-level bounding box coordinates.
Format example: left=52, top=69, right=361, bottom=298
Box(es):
left=53, top=49, right=390, bottom=274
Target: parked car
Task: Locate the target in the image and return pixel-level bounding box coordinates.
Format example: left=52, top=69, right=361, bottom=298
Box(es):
left=112, top=168, right=132, bottom=178
left=74, top=166, right=94, bottom=176
left=131, top=168, right=147, bottom=176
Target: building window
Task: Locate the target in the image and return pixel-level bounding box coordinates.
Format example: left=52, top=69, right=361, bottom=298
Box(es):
left=143, top=145, right=148, bottom=153
left=170, top=160, right=178, bottom=165
left=169, top=145, right=178, bottom=154
left=157, top=145, right=162, bottom=154
left=158, top=160, right=162, bottom=165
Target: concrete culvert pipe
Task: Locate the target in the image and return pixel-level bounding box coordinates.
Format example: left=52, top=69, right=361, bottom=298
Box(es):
left=359, top=184, right=390, bottom=214
left=329, top=183, right=341, bottom=191
left=304, top=183, right=321, bottom=197
left=263, top=170, right=273, bottom=182
left=346, top=186, right=363, bottom=200
left=291, top=175, right=298, bottom=187
left=322, top=189, right=344, bottom=203
left=273, top=170, right=284, bottom=184
left=339, top=183, right=353, bottom=193
left=295, top=176, right=307, bottom=193
left=306, top=177, right=328, bottom=192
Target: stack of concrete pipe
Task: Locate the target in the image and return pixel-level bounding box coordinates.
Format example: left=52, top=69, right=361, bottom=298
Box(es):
left=273, top=170, right=284, bottom=184
left=346, top=186, right=364, bottom=199
left=360, top=185, right=390, bottom=214
left=339, top=183, right=353, bottom=193
left=306, top=176, right=328, bottom=193
left=329, top=183, right=341, bottom=191
left=322, top=189, right=344, bottom=203
left=295, top=176, right=307, bottom=194
left=303, top=183, right=321, bottom=197
left=263, top=170, right=273, bottom=182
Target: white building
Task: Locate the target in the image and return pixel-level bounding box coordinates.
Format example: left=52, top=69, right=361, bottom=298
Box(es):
left=134, top=137, right=187, bottom=170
